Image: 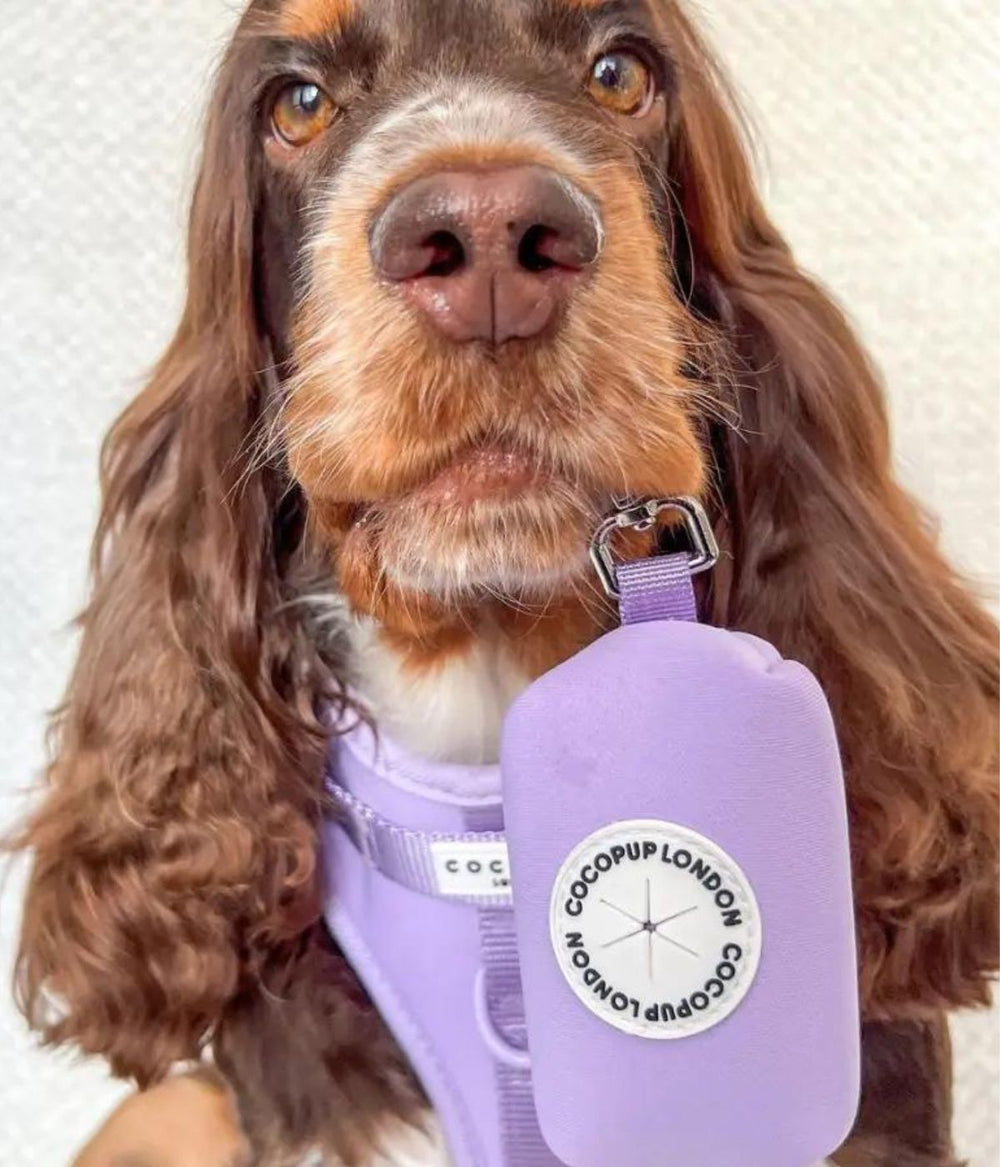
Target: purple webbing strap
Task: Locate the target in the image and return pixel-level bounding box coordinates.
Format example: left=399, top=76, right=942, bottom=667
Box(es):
left=477, top=909, right=561, bottom=1165
left=328, top=780, right=512, bottom=907
left=616, top=551, right=698, bottom=624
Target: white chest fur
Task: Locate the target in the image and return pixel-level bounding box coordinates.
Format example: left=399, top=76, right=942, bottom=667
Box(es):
left=346, top=616, right=531, bottom=765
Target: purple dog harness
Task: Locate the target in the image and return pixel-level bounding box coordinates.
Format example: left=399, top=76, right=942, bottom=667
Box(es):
left=322, top=498, right=859, bottom=1166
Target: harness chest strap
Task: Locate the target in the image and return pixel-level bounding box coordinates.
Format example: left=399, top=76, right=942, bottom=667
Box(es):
left=328, top=778, right=560, bottom=1163
left=328, top=778, right=513, bottom=907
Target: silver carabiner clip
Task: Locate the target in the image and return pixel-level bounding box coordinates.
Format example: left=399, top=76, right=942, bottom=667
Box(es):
left=589, top=495, right=719, bottom=598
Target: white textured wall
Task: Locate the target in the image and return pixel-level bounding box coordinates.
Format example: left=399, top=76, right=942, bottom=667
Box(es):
left=0, top=2, right=996, bottom=1164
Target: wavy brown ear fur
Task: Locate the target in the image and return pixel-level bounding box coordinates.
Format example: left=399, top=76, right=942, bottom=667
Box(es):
left=11, top=27, right=419, bottom=1164
left=12, top=28, right=320, bottom=1077
left=661, top=5, right=998, bottom=1019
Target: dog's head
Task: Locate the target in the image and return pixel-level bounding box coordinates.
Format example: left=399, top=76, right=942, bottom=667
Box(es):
left=241, top=0, right=722, bottom=625
left=15, top=1, right=997, bottom=1160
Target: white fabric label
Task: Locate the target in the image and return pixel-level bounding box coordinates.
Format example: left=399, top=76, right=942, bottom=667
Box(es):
left=430, top=840, right=512, bottom=898
left=550, top=819, right=762, bottom=1039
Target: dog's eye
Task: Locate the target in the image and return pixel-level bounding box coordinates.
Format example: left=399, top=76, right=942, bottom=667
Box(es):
left=271, top=81, right=337, bottom=146
left=587, top=51, right=653, bottom=117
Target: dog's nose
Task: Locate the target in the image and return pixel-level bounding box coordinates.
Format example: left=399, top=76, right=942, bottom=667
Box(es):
left=370, top=166, right=601, bottom=344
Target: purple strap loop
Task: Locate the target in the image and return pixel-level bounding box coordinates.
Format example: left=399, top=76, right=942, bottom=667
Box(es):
left=616, top=551, right=698, bottom=624
left=590, top=495, right=716, bottom=624
left=474, top=871, right=561, bottom=1164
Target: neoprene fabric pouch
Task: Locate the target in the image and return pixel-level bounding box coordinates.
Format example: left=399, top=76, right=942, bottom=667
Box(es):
left=502, top=619, right=860, bottom=1167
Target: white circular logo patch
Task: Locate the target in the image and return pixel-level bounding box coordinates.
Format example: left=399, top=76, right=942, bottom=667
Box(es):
left=550, top=819, right=761, bottom=1038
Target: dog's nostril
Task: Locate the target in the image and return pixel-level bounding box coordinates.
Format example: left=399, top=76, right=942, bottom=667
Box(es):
left=517, top=225, right=559, bottom=274
left=423, top=230, right=466, bottom=277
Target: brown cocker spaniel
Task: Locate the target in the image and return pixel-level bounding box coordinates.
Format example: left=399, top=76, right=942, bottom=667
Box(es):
left=14, top=1, right=998, bottom=1165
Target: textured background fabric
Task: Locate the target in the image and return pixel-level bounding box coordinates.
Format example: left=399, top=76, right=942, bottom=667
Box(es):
left=0, top=2, right=997, bottom=1164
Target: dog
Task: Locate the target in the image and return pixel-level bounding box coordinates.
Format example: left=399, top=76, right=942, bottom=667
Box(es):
left=14, top=0, right=998, bottom=1164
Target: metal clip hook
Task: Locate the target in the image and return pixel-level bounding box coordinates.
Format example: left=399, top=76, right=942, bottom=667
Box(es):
left=589, top=495, right=719, bottom=598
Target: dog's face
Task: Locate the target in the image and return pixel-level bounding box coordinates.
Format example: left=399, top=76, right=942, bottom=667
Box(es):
left=245, top=0, right=705, bottom=610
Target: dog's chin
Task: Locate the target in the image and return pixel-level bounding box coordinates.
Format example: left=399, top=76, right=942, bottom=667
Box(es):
left=375, top=487, right=599, bottom=602
left=351, top=450, right=602, bottom=603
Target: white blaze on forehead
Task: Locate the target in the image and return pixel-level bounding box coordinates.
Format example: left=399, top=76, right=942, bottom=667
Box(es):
left=329, top=77, right=592, bottom=203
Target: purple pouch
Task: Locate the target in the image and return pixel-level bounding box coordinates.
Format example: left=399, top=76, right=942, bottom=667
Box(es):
left=501, top=526, right=859, bottom=1166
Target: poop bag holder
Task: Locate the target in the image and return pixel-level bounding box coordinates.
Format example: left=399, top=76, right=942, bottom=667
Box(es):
left=502, top=498, right=860, bottom=1167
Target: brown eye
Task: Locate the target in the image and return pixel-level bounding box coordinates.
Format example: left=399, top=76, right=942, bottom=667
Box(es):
left=271, top=81, right=337, bottom=146
left=587, top=51, right=653, bottom=117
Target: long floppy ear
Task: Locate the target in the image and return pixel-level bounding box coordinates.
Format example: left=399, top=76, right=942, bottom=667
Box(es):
left=662, top=7, right=998, bottom=1018
left=12, top=32, right=331, bottom=1084
left=15, top=32, right=420, bottom=1158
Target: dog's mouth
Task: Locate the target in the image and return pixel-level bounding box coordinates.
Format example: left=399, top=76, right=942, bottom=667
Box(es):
left=344, top=443, right=569, bottom=526
left=396, top=447, right=551, bottom=508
